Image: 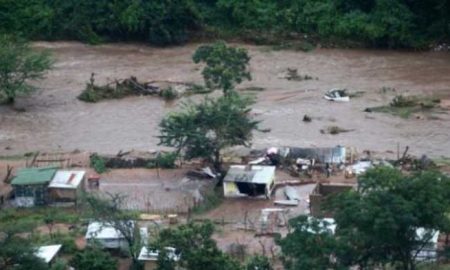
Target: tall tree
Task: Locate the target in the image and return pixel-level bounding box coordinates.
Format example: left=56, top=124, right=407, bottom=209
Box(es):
left=0, top=35, right=52, bottom=104
left=84, top=193, right=142, bottom=268
left=159, top=93, right=258, bottom=172
left=276, top=216, right=339, bottom=270
left=154, top=222, right=241, bottom=270
left=330, top=167, right=450, bottom=270
left=193, top=41, right=251, bottom=96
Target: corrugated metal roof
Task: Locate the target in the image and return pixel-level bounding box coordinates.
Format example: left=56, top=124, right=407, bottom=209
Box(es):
left=49, top=170, right=85, bottom=189
left=85, top=221, right=134, bottom=240
left=224, top=165, right=275, bottom=184
left=35, top=244, right=62, bottom=263
left=11, top=167, right=58, bottom=186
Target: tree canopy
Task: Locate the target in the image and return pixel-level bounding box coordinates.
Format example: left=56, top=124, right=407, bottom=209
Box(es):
left=0, top=0, right=449, bottom=48
left=0, top=35, right=53, bottom=104
left=193, top=41, right=251, bottom=95
left=278, top=167, right=450, bottom=270
left=158, top=93, right=259, bottom=172
left=154, top=222, right=241, bottom=270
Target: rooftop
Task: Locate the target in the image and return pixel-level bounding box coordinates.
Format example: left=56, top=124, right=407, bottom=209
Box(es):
left=11, top=167, right=58, bottom=186
left=138, top=246, right=180, bottom=262
left=49, top=170, right=86, bottom=189
left=224, top=165, right=275, bottom=184
left=85, top=221, right=133, bottom=240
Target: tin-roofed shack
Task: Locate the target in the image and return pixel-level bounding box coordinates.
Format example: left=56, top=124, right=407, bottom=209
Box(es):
left=11, top=167, right=57, bottom=207
left=223, top=165, right=276, bottom=199
left=48, top=170, right=86, bottom=203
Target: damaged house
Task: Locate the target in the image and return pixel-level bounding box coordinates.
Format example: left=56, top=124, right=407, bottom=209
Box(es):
left=223, top=165, right=276, bottom=199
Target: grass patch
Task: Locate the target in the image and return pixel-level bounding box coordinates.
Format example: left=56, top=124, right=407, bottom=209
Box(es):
left=0, top=207, right=81, bottom=231
left=186, top=84, right=213, bottom=95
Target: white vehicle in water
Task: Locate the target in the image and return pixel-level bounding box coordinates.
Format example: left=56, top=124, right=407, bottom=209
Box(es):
left=324, top=88, right=350, bottom=102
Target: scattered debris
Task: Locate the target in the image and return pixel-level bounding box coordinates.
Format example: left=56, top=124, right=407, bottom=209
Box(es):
left=279, top=68, right=317, bottom=81
left=302, top=114, right=312, bottom=122
left=321, top=126, right=353, bottom=135
left=324, top=89, right=350, bottom=102
left=284, top=186, right=300, bottom=201
left=274, top=200, right=298, bottom=206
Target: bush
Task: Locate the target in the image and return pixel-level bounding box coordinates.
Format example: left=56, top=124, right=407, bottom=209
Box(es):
left=159, top=87, right=178, bottom=101
left=90, top=153, right=107, bottom=174
left=70, top=248, right=117, bottom=270
left=147, top=152, right=178, bottom=169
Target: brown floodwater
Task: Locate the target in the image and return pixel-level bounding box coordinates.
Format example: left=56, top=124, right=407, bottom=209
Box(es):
left=1, top=42, right=450, bottom=158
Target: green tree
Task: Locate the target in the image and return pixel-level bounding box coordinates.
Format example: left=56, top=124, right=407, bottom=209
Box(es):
left=276, top=215, right=340, bottom=270
left=70, top=247, right=117, bottom=270
left=193, top=41, right=251, bottom=96
left=158, top=93, right=259, bottom=172
left=330, top=167, right=450, bottom=270
left=0, top=227, right=48, bottom=270
left=0, top=35, right=52, bottom=104
left=154, top=222, right=241, bottom=270
left=84, top=193, right=141, bottom=268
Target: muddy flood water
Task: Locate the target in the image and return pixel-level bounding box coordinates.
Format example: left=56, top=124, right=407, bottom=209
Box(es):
left=1, top=42, right=450, bottom=158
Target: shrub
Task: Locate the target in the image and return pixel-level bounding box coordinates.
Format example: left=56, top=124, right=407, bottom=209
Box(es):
left=159, top=87, right=178, bottom=101
left=90, top=153, right=107, bottom=174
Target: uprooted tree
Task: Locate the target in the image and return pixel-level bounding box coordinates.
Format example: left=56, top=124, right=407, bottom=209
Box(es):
left=158, top=93, right=259, bottom=173
left=193, top=41, right=251, bottom=96
left=0, top=35, right=53, bottom=104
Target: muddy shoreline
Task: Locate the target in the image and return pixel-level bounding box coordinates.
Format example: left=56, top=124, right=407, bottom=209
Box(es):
left=1, top=42, right=449, bottom=158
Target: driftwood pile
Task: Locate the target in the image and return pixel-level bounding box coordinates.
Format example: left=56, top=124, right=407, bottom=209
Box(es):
left=78, top=74, right=162, bottom=102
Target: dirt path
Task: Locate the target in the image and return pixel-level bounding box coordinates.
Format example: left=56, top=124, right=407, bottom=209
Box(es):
left=1, top=42, right=449, bottom=157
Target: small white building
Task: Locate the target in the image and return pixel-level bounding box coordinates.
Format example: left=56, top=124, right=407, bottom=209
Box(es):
left=415, top=228, right=439, bottom=261
left=223, top=165, right=276, bottom=199
left=138, top=247, right=180, bottom=270
left=85, top=221, right=133, bottom=249
left=35, top=244, right=62, bottom=265
left=48, top=170, right=86, bottom=203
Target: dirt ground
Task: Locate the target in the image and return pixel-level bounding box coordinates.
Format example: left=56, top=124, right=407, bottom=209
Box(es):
left=0, top=42, right=449, bottom=158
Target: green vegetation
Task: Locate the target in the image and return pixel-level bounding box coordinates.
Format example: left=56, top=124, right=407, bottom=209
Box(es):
left=193, top=41, right=251, bottom=96
left=159, top=43, right=259, bottom=172
left=368, top=95, right=441, bottom=118
left=70, top=247, right=117, bottom=270
left=147, top=152, right=178, bottom=169
left=0, top=35, right=53, bottom=104
left=1, top=1, right=448, bottom=48
left=89, top=153, right=107, bottom=173
left=159, top=93, right=259, bottom=172
left=78, top=74, right=159, bottom=103
left=278, top=167, right=450, bottom=270
left=154, top=222, right=241, bottom=270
